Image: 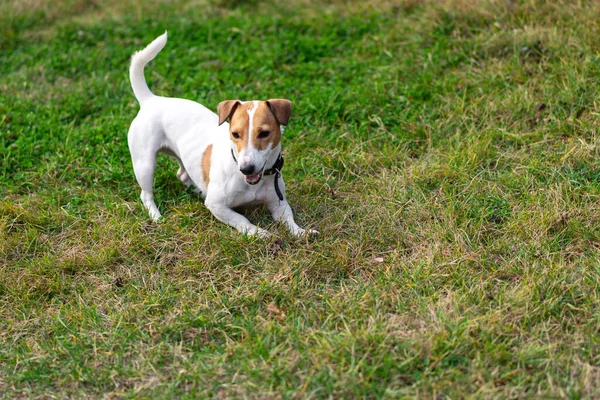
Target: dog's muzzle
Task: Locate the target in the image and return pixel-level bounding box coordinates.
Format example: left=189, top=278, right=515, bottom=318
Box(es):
left=244, top=171, right=263, bottom=185
left=231, top=149, right=285, bottom=199
left=239, top=164, right=262, bottom=184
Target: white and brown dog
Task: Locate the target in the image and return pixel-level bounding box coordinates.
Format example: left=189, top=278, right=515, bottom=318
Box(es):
left=127, top=32, right=316, bottom=237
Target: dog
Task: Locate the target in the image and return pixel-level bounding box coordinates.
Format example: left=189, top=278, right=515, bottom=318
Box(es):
left=127, top=32, right=317, bottom=237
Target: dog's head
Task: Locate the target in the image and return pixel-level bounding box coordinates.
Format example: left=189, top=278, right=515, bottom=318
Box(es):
left=218, top=99, right=291, bottom=185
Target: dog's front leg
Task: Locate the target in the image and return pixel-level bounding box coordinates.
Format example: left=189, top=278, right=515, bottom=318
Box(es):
left=267, top=199, right=318, bottom=237
left=205, top=201, right=270, bottom=237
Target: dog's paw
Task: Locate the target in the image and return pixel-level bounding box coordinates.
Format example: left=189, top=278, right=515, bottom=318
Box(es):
left=293, top=228, right=319, bottom=237
left=256, top=228, right=272, bottom=238
left=244, top=226, right=271, bottom=238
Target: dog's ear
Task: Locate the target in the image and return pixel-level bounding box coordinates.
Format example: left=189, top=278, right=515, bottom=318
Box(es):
left=217, top=100, right=241, bottom=126
left=266, top=99, right=292, bottom=126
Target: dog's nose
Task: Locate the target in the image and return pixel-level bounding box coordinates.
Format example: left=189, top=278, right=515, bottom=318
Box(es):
left=240, top=164, right=256, bottom=175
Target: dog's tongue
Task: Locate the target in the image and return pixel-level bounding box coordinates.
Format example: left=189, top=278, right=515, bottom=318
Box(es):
left=245, top=174, right=261, bottom=184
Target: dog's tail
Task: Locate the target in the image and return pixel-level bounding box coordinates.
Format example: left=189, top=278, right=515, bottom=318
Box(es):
left=130, top=32, right=168, bottom=105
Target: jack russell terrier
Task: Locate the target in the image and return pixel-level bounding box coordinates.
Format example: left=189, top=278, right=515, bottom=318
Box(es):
left=127, top=32, right=317, bottom=237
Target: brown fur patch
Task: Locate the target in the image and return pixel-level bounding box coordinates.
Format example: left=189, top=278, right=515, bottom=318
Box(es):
left=229, top=103, right=250, bottom=154
left=251, top=102, right=282, bottom=150
left=217, top=100, right=241, bottom=126
left=228, top=101, right=282, bottom=153
left=202, top=144, right=213, bottom=185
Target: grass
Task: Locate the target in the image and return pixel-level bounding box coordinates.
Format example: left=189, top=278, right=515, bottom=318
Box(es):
left=2, top=0, right=600, bottom=397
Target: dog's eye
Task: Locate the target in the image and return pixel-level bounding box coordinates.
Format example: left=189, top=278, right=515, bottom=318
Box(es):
left=258, top=130, right=270, bottom=139
left=231, top=131, right=240, bottom=139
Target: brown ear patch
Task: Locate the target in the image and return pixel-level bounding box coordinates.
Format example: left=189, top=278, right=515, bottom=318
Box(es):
left=217, top=100, right=241, bottom=125
left=202, top=144, right=213, bottom=185
left=266, top=99, right=292, bottom=125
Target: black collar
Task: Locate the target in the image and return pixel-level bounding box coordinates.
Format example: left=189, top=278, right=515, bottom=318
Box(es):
left=263, top=153, right=284, bottom=176
left=231, top=149, right=285, bottom=201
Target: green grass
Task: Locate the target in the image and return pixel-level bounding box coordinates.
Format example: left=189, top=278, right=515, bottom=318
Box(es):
left=2, top=0, right=600, bottom=397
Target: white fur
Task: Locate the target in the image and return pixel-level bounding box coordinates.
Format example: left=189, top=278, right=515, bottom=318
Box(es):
left=127, top=32, right=317, bottom=237
left=240, top=101, right=257, bottom=167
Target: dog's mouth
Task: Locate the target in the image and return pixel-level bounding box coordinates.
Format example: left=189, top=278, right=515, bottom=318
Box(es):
left=243, top=161, right=268, bottom=185
left=245, top=172, right=263, bottom=185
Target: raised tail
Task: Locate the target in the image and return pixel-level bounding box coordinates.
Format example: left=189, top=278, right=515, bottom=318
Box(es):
left=129, top=32, right=168, bottom=105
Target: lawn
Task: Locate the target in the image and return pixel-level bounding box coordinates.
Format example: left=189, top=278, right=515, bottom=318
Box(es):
left=2, top=0, right=600, bottom=397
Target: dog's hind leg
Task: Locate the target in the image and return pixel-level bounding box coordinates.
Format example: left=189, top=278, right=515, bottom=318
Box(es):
left=176, top=163, right=192, bottom=187
left=160, top=149, right=200, bottom=193
left=175, top=160, right=202, bottom=193
left=129, top=124, right=162, bottom=221
left=175, top=160, right=202, bottom=194
left=132, top=156, right=161, bottom=221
